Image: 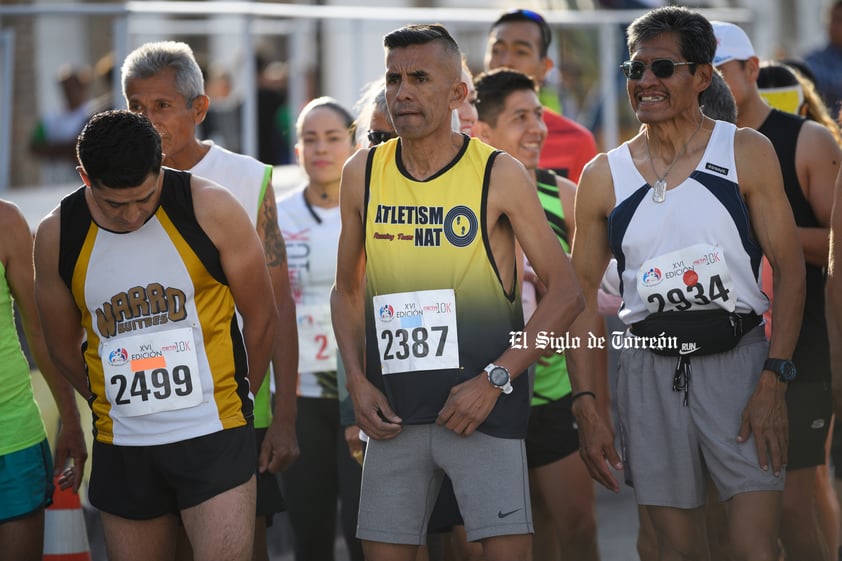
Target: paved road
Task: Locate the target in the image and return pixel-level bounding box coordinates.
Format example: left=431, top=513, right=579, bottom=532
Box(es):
left=82, top=479, right=641, bottom=561
left=264, top=482, right=641, bottom=561
left=593, top=483, right=641, bottom=561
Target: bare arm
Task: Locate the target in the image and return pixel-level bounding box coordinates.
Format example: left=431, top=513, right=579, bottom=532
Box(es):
left=7, top=202, right=86, bottom=491
left=557, top=175, right=577, bottom=244
left=566, top=154, right=623, bottom=491
left=795, top=121, right=840, bottom=266
left=828, top=167, right=842, bottom=416
left=257, top=181, right=300, bottom=473
left=557, top=175, right=612, bottom=423
left=738, top=128, right=806, bottom=475
left=493, top=156, right=584, bottom=375
left=523, top=176, right=576, bottom=305
left=437, top=154, right=584, bottom=436
left=331, top=149, right=402, bottom=440
left=193, top=178, right=275, bottom=391
left=33, top=212, right=89, bottom=398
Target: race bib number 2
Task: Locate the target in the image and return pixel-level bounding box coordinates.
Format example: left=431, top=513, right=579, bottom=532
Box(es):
left=100, top=327, right=203, bottom=417
left=297, top=303, right=337, bottom=373
left=373, top=289, right=459, bottom=374
left=637, top=244, right=736, bottom=314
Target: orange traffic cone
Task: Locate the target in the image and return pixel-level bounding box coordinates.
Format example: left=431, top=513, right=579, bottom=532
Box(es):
left=43, top=475, right=91, bottom=561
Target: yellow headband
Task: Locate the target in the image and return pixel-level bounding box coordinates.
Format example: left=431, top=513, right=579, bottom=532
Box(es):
left=759, top=85, right=804, bottom=115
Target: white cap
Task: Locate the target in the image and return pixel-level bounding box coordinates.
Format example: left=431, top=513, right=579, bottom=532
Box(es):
left=711, top=21, right=756, bottom=67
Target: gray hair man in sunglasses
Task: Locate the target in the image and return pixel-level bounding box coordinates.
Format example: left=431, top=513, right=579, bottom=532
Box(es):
left=485, top=9, right=597, bottom=183
left=713, top=20, right=842, bottom=561
left=566, top=6, right=805, bottom=561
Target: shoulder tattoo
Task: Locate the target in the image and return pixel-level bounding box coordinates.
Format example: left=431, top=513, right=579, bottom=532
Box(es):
left=259, top=190, right=287, bottom=268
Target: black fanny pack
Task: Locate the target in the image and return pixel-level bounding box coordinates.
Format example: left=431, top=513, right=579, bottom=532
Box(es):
left=630, top=309, right=762, bottom=357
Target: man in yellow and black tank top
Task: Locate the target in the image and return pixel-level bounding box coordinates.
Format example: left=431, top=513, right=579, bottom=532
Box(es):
left=34, top=111, right=276, bottom=561
left=364, top=135, right=531, bottom=437
left=331, top=24, right=583, bottom=561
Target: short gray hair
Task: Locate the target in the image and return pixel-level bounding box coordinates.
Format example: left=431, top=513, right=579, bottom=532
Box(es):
left=121, top=41, right=205, bottom=106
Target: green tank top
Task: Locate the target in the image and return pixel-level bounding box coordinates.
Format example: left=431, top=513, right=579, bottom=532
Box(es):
left=0, top=261, right=47, bottom=455
left=253, top=375, right=271, bottom=429
left=532, top=170, right=571, bottom=406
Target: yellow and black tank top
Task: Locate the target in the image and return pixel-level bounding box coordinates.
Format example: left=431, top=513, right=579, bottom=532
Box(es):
left=59, top=169, right=252, bottom=445
left=364, top=135, right=528, bottom=438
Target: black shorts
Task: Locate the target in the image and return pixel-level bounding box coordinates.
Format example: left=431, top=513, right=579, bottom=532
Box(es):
left=89, top=425, right=256, bottom=519
left=525, top=393, right=579, bottom=469
left=786, top=379, right=832, bottom=470
left=255, top=428, right=286, bottom=525
left=831, top=418, right=842, bottom=480
left=427, top=476, right=463, bottom=533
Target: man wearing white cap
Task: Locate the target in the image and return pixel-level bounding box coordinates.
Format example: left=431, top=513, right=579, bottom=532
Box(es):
left=714, top=20, right=841, bottom=561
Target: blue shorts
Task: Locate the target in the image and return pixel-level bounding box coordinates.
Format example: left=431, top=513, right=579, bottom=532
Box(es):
left=0, top=439, right=54, bottom=521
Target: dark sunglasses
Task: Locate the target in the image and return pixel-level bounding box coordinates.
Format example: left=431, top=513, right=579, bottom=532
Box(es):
left=620, top=59, right=697, bottom=80
left=367, top=130, right=397, bottom=145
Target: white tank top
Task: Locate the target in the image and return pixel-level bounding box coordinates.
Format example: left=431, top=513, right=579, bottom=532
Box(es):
left=607, top=120, right=769, bottom=325
left=190, top=142, right=271, bottom=227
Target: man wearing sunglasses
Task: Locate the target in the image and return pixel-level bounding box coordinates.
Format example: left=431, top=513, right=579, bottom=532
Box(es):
left=485, top=9, right=597, bottom=183
left=713, top=21, right=842, bottom=561
left=568, top=7, right=805, bottom=561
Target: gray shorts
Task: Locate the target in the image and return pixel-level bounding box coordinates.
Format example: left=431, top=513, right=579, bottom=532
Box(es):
left=357, top=424, right=532, bottom=544
left=616, top=326, right=785, bottom=508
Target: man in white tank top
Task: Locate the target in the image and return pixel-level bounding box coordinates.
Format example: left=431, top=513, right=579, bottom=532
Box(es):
left=566, top=7, right=806, bottom=561
left=120, top=41, right=298, bottom=561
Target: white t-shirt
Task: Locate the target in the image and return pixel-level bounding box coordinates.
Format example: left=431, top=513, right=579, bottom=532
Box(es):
left=277, top=187, right=341, bottom=398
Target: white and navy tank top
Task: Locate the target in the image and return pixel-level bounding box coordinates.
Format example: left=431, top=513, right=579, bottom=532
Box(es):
left=607, top=120, right=769, bottom=325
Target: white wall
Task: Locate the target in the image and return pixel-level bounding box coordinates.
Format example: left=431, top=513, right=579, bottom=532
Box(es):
left=35, top=0, right=89, bottom=114
left=322, top=0, right=404, bottom=112
left=741, top=0, right=828, bottom=58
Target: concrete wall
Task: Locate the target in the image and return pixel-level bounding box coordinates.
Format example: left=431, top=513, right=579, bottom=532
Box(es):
left=1, top=0, right=833, bottom=192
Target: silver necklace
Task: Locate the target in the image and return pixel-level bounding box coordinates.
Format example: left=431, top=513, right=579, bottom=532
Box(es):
left=646, top=117, right=704, bottom=203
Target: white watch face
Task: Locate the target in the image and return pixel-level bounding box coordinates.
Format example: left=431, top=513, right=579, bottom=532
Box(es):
left=489, top=367, right=510, bottom=387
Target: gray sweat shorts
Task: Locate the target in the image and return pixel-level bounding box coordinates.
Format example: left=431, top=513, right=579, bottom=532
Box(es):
left=357, top=423, right=532, bottom=544
left=616, top=326, right=785, bottom=508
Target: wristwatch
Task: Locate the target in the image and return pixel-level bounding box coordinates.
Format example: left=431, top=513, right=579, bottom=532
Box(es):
left=484, top=363, right=513, bottom=394
left=764, top=358, right=797, bottom=383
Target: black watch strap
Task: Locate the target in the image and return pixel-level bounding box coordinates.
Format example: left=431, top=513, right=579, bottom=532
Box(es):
left=764, top=358, right=797, bottom=382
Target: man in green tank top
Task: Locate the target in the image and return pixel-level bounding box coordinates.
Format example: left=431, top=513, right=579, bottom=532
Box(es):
left=474, top=67, right=603, bottom=561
